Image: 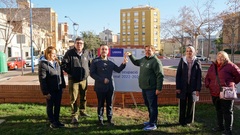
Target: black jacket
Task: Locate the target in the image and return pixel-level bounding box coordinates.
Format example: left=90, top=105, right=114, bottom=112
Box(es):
left=176, top=57, right=202, bottom=99
left=61, top=48, right=90, bottom=82
left=38, top=57, right=66, bottom=95
left=90, top=57, right=126, bottom=92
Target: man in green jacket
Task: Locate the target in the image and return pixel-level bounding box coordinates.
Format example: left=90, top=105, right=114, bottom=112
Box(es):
left=126, top=45, right=164, bottom=131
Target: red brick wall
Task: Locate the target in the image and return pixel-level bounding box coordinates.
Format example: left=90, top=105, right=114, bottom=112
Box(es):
left=0, top=84, right=225, bottom=107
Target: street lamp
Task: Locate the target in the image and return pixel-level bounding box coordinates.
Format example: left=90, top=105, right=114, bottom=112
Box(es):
left=65, top=16, right=79, bottom=39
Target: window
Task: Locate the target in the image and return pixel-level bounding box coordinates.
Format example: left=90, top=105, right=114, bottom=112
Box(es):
left=127, top=20, right=130, bottom=23
left=134, top=38, right=138, bottom=41
left=142, top=25, right=145, bottom=28
left=122, top=32, right=126, bottom=35
left=134, top=25, right=138, bottom=29
left=123, top=38, right=126, bottom=42
left=142, top=32, right=145, bottom=35
left=154, top=25, right=157, bottom=29
left=154, top=18, right=158, bottom=22
left=142, top=37, right=145, bottom=41
left=127, top=32, right=130, bottom=35
left=127, top=26, right=130, bottom=29
left=122, top=26, right=126, bottom=29
left=122, top=13, right=126, bottom=17
left=134, top=19, right=138, bottom=23
left=142, top=12, right=145, bottom=16
left=134, top=32, right=138, bottom=35
left=127, top=13, right=130, bottom=16
left=134, top=12, right=138, bottom=16
left=142, top=18, right=145, bottom=23
left=154, top=12, right=157, bottom=16
left=127, top=38, right=130, bottom=41
left=122, top=20, right=126, bottom=23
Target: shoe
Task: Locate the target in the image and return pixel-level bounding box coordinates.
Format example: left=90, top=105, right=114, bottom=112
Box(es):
left=212, top=127, right=224, bottom=132
left=179, top=122, right=186, bottom=127
left=143, top=124, right=157, bottom=131
left=98, top=120, right=104, bottom=126
left=143, top=122, right=149, bottom=126
left=222, top=130, right=232, bottom=135
left=80, top=111, right=91, bottom=117
left=71, top=117, right=78, bottom=124
left=107, top=120, right=115, bottom=126
left=50, top=123, right=59, bottom=128
left=56, top=122, right=65, bottom=127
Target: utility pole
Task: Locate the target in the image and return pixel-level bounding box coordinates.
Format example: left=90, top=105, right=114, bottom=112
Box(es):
left=30, top=0, right=34, bottom=73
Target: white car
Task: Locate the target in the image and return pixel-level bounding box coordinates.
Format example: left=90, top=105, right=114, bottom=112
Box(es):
left=196, top=55, right=207, bottom=61
left=26, top=56, right=39, bottom=66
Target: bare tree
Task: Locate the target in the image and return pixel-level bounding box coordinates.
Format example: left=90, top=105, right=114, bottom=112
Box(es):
left=0, top=0, right=23, bottom=53
left=221, top=0, right=240, bottom=62
left=200, top=0, right=222, bottom=60
left=161, top=0, right=220, bottom=59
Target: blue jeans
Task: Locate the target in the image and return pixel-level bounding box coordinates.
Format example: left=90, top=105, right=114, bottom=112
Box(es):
left=142, top=89, right=158, bottom=126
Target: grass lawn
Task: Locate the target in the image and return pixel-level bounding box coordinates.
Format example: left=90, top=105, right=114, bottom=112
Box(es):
left=0, top=103, right=239, bottom=135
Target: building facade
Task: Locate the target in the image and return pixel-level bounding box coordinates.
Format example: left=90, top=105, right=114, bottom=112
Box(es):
left=120, top=5, right=161, bottom=51
left=99, top=29, right=118, bottom=45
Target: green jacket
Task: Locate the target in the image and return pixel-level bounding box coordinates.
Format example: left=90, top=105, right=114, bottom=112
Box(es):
left=129, top=55, right=164, bottom=90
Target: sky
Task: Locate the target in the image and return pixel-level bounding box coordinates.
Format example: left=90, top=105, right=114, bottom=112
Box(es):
left=30, top=0, right=229, bottom=35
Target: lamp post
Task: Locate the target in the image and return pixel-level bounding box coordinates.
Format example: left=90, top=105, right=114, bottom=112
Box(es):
left=30, top=0, right=34, bottom=73
left=65, top=16, right=79, bottom=39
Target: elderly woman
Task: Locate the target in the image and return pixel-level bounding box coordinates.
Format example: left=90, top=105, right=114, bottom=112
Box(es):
left=176, top=46, right=202, bottom=126
left=205, top=51, right=240, bottom=135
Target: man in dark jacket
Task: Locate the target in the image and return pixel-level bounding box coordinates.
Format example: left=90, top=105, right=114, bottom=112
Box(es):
left=90, top=45, right=127, bottom=126
left=61, top=37, right=90, bottom=124
left=126, top=45, right=164, bottom=131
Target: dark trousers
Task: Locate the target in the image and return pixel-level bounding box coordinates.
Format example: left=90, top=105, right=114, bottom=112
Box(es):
left=96, top=90, right=113, bottom=121
left=179, top=92, right=193, bottom=125
left=212, top=96, right=234, bottom=131
left=46, top=89, right=63, bottom=124
left=142, top=89, right=158, bottom=126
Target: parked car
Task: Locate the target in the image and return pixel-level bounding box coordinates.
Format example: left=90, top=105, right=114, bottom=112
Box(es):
left=7, top=57, right=26, bottom=70
left=25, top=56, right=39, bottom=67
left=196, top=55, right=207, bottom=61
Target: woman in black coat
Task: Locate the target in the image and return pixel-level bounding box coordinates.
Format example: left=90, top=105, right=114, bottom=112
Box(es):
left=175, top=46, right=202, bottom=126
left=38, top=46, right=66, bottom=128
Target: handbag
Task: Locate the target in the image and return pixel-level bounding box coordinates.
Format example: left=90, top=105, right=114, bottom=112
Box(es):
left=214, top=65, right=238, bottom=100
left=220, top=86, right=237, bottom=100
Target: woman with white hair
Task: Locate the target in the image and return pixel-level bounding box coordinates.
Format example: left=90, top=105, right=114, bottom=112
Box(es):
left=205, top=51, right=240, bottom=135
left=176, top=46, right=202, bottom=126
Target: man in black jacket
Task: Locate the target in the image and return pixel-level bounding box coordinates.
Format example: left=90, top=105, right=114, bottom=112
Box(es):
left=61, top=37, right=90, bottom=124
left=90, top=45, right=128, bottom=126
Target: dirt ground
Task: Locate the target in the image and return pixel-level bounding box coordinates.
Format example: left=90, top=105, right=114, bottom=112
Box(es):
left=113, top=107, right=148, bottom=119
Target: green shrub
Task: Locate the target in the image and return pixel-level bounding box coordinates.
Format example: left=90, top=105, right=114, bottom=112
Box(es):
left=223, top=49, right=231, bottom=54
left=234, top=50, right=240, bottom=54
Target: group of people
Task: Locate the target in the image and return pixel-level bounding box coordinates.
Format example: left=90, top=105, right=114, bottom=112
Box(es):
left=176, top=46, right=240, bottom=135
left=38, top=37, right=240, bottom=134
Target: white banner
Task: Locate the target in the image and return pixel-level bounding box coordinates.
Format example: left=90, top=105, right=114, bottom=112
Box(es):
left=110, top=49, right=145, bottom=92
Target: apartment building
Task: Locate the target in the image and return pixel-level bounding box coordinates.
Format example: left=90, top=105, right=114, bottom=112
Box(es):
left=120, top=5, right=161, bottom=51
